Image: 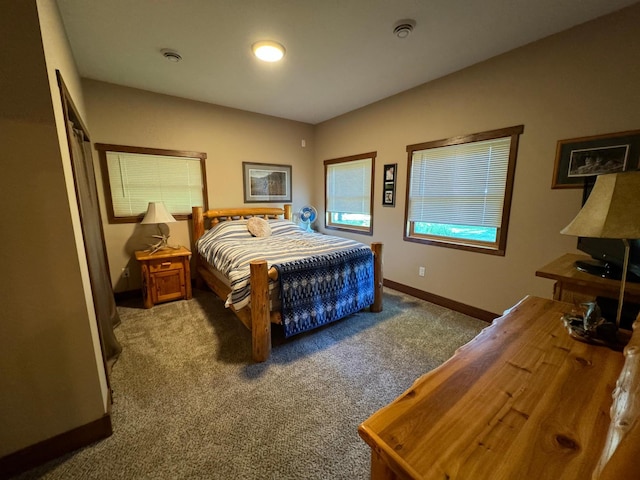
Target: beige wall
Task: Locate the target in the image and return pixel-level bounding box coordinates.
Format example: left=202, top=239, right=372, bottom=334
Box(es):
left=314, top=4, right=640, bottom=315
left=0, top=0, right=107, bottom=457
left=82, top=80, right=316, bottom=291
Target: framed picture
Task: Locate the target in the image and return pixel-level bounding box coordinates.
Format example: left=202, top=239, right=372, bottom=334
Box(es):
left=552, top=129, right=640, bottom=188
left=243, top=162, right=292, bottom=203
left=383, top=163, right=397, bottom=206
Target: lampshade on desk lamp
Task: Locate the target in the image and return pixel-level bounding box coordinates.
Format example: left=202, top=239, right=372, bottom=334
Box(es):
left=560, top=171, right=640, bottom=347
left=141, top=202, right=178, bottom=254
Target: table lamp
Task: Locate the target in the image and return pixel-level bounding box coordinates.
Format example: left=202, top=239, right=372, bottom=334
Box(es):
left=141, top=201, right=178, bottom=254
left=560, top=170, right=640, bottom=347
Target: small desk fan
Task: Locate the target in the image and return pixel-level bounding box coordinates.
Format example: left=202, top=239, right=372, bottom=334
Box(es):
left=298, top=205, right=318, bottom=232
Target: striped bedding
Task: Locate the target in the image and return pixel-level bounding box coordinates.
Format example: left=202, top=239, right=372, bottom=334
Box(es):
left=196, top=219, right=372, bottom=311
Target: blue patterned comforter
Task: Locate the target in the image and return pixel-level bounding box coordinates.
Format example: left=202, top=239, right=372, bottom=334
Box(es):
left=274, top=248, right=374, bottom=337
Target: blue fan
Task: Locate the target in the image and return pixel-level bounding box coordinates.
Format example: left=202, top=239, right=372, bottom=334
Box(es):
left=299, top=205, right=317, bottom=223
left=299, top=205, right=318, bottom=231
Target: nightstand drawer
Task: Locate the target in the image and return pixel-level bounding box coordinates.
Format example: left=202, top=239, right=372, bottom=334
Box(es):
left=148, top=258, right=184, bottom=273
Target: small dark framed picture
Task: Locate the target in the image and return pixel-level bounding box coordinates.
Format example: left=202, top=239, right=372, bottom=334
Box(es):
left=552, top=129, right=640, bottom=189
left=383, top=163, right=397, bottom=206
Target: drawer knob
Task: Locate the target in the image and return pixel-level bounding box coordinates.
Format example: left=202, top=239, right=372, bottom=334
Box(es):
left=161, top=261, right=172, bottom=267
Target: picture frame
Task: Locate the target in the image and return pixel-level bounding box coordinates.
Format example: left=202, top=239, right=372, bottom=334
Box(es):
left=552, top=129, right=640, bottom=189
left=383, top=163, right=397, bottom=207
left=242, top=162, right=292, bottom=203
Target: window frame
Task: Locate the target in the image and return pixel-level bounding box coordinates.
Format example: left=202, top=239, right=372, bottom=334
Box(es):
left=324, top=151, right=376, bottom=235
left=95, top=143, right=208, bottom=224
left=404, top=125, right=523, bottom=256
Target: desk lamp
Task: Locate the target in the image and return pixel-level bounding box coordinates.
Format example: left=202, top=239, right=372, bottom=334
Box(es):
left=560, top=171, right=640, bottom=347
left=141, top=201, right=178, bottom=254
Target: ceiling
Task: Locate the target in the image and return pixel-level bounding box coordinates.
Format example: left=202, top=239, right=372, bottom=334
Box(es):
left=56, top=0, right=637, bottom=125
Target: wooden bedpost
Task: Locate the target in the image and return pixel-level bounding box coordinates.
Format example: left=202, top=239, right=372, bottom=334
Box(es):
left=250, top=260, right=271, bottom=362
left=192, top=206, right=204, bottom=242
left=192, top=206, right=205, bottom=290
left=284, top=204, right=292, bottom=220
left=371, top=242, right=383, bottom=312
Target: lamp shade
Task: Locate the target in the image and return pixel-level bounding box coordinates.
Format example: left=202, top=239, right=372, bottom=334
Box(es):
left=140, top=202, right=176, bottom=224
left=561, top=171, right=640, bottom=239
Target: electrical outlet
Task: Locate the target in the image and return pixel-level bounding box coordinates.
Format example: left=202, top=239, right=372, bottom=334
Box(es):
left=122, top=267, right=130, bottom=278
left=418, top=266, right=425, bottom=277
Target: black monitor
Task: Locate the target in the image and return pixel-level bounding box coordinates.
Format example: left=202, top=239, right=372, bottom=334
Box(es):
left=575, top=176, right=640, bottom=282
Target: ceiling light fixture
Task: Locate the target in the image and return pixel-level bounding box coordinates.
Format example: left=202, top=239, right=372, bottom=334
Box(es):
left=252, top=41, right=285, bottom=62
left=161, top=48, right=182, bottom=63
left=393, top=19, right=416, bottom=39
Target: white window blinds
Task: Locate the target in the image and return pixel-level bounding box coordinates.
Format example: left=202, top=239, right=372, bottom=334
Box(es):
left=326, top=157, right=372, bottom=215
left=408, top=137, right=511, bottom=227
left=106, top=152, right=204, bottom=217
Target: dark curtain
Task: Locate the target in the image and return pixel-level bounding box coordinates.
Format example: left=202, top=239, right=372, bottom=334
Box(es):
left=68, top=122, right=122, bottom=370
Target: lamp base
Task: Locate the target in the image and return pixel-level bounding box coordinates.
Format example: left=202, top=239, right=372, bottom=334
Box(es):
left=561, top=314, right=630, bottom=351
left=146, top=234, right=180, bottom=255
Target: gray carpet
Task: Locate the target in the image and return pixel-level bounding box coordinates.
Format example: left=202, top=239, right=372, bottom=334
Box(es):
left=17, top=287, right=486, bottom=479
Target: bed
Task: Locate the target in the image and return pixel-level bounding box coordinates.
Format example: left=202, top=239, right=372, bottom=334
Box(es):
left=192, top=205, right=383, bottom=361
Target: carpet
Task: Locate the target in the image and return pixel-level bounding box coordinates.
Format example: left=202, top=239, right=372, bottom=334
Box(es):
left=15, top=287, right=486, bottom=479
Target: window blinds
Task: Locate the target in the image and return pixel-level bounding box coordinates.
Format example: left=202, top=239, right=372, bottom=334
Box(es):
left=106, top=152, right=204, bottom=217
left=408, top=137, right=511, bottom=227
left=326, top=157, right=372, bottom=215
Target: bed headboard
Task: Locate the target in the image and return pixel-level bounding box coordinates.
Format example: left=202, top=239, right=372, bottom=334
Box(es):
left=191, top=205, right=292, bottom=242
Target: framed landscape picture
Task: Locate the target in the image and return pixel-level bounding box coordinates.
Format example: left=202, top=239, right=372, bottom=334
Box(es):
left=243, top=162, right=292, bottom=203
left=552, top=129, right=640, bottom=188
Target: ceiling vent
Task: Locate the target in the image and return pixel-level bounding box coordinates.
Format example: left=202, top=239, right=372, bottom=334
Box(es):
left=393, top=20, right=416, bottom=39
left=161, top=49, right=182, bottom=63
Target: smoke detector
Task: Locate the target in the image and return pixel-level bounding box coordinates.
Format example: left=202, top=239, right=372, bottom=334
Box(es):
left=161, top=49, right=182, bottom=63
left=393, top=20, right=416, bottom=39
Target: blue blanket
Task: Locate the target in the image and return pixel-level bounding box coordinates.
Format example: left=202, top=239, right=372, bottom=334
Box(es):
left=274, top=247, right=375, bottom=337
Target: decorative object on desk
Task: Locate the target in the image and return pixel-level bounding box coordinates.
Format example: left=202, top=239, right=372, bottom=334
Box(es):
left=141, top=201, right=179, bottom=254
left=552, top=129, right=640, bottom=189
left=561, top=171, right=640, bottom=348
left=561, top=301, right=620, bottom=349
left=382, top=163, right=397, bottom=207
left=298, top=205, right=317, bottom=232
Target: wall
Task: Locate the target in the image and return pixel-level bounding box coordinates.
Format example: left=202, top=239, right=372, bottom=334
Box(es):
left=314, top=4, right=640, bottom=315
left=82, top=80, right=316, bottom=291
left=0, top=0, right=107, bottom=457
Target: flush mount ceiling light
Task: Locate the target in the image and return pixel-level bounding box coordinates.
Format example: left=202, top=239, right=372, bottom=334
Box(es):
left=393, top=19, right=416, bottom=39
left=252, top=41, right=286, bottom=62
left=161, top=48, right=182, bottom=63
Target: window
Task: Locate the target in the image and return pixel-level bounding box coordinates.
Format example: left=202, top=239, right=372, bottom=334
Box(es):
left=324, top=152, right=375, bottom=235
left=95, top=144, right=208, bottom=224
left=405, top=126, right=523, bottom=255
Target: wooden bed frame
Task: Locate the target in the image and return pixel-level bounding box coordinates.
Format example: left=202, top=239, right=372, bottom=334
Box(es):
left=191, top=205, right=383, bottom=362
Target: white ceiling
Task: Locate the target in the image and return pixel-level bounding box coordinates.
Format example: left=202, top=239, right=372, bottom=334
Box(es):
left=56, top=0, right=637, bottom=125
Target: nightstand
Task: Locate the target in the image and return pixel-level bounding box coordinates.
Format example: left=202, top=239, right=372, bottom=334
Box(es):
left=135, top=246, right=192, bottom=308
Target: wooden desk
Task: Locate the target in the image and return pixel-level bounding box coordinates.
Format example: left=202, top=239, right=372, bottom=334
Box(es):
left=358, top=296, right=628, bottom=480
left=535, top=253, right=640, bottom=305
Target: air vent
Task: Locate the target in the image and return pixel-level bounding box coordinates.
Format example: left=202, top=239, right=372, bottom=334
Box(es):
left=161, top=49, right=182, bottom=63
left=393, top=20, right=416, bottom=39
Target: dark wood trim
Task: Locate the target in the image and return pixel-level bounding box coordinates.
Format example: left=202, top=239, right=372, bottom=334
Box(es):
left=403, top=125, right=524, bottom=256
left=323, top=151, right=376, bottom=235
left=384, top=278, right=499, bottom=323
left=94, top=143, right=207, bottom=160
left=0, top=414, right=112, bottom=479
left=405, top=125, right=524, bottom=152
left=94, top=143, right=208, bottom=224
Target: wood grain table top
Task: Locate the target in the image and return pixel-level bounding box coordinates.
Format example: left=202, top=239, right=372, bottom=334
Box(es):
left=358, top=296, right=626, bottom=480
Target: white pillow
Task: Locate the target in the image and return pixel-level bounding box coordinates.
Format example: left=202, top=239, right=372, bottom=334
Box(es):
left=247, top=217, right=272, bottom=237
